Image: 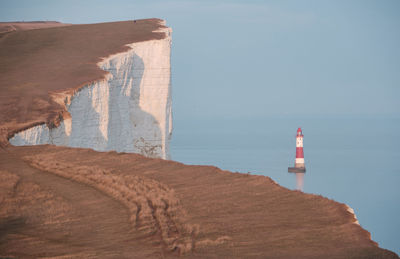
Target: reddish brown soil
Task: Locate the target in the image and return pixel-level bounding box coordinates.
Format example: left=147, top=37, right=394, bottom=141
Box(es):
left=0, top=19, right=165, bottom=145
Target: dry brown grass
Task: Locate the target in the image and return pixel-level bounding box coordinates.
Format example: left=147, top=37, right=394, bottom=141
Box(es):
left=0, top=170, right=84, bottom=258
left=0, top=21, right=70, bottom=34
left=23, top=154, right=211, bottom=255
left=0, top=170, right=74, bottom=228
left=0, top=19, right=166, bottom=146
left=3, top=145, right=395, bottom=258
left=1, top=148, right=171, bottom=258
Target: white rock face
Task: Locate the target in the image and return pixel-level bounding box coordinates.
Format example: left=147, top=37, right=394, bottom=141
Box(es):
left=10, top=26, right=172, bottom=159
left=345, top=204, right=360, bottom=225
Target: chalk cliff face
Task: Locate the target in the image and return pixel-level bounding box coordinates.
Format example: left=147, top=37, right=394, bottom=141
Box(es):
left=10, top=26, right=172, bottom=159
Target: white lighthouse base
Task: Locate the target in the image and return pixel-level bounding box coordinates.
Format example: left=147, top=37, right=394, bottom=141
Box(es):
left=295, top=163, right=305, bottom=169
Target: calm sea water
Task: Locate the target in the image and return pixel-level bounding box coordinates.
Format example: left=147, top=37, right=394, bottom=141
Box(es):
left=170, top=115, right=400, bottom=255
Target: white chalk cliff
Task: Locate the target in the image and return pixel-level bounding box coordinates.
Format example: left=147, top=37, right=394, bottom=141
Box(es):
left=10, top=24, right=172, bottom=159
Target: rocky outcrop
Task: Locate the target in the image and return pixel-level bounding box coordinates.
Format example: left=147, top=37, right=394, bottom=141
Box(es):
left=10, top=24, right=172, bottom=159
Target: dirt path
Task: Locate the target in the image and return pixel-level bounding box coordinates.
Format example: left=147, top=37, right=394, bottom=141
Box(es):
left=0, top=148, right=160, bottom=258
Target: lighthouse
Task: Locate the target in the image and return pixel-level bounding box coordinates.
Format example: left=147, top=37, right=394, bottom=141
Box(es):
left=295, top=128, right=305, bottom=169
left=288, top=127, right=306, bottom=173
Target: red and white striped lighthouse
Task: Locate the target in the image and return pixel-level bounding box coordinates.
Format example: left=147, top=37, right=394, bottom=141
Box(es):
left=288, top=127, right=306, bottom=173
left=295, top=127, right=305, bottom=169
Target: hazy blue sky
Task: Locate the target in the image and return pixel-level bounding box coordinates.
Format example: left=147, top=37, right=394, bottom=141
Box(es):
left=1, top=0, right=399, bottom=121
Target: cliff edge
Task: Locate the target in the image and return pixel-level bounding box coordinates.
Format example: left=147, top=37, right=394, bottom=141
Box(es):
left=0, top=20, right=398, bottom=258
left=0, top=19, right=171, bottom=158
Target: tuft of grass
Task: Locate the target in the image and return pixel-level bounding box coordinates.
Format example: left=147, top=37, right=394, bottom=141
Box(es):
left=23, top=154, right=202, bottom=255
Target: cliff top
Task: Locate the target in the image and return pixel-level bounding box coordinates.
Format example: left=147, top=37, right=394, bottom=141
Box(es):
left=0, top=19, right=168, bottom=144
left=0, top=21, right=70, bottom=34
left=1, top=144, right=398, bottom=258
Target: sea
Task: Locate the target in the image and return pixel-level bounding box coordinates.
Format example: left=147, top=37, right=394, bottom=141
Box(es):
left=170, top=115, right=400, bottom=255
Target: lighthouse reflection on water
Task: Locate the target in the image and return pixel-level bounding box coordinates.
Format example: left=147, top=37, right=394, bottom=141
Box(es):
left=288, top=128, right=306, bottom=191
left=295, top=172, right=304, bottom=191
